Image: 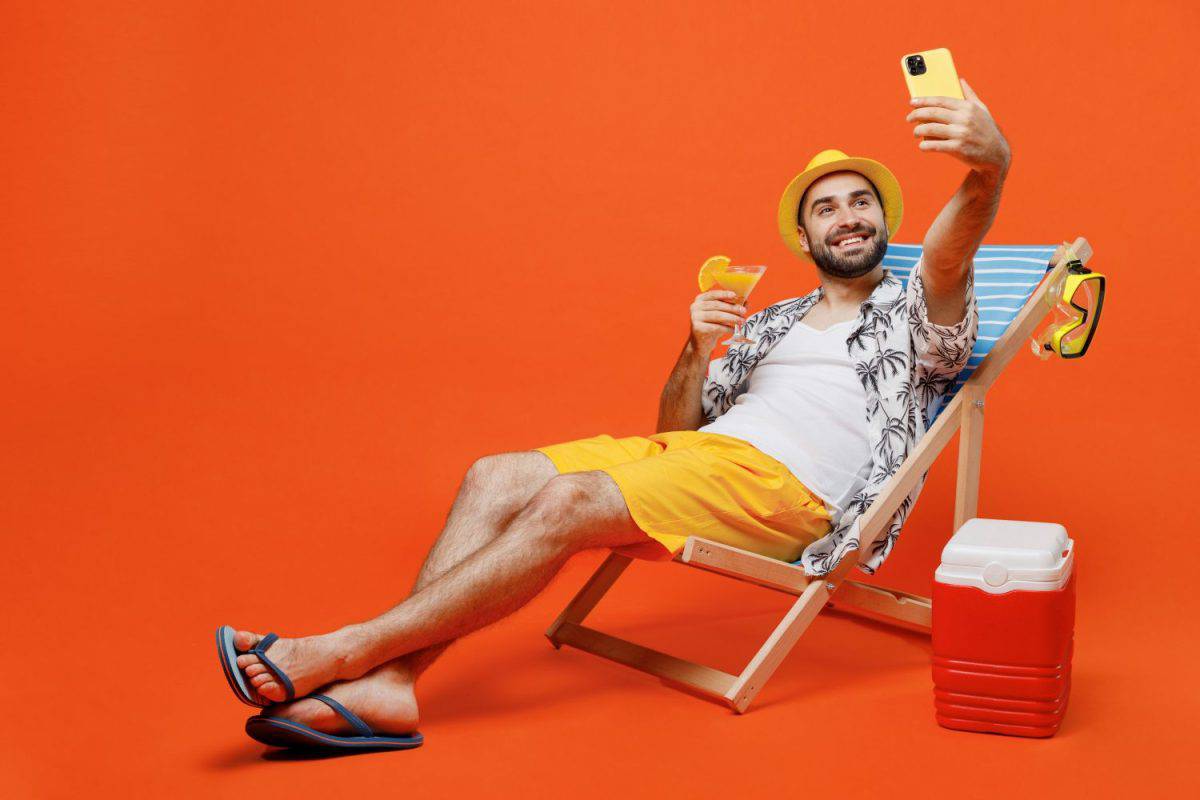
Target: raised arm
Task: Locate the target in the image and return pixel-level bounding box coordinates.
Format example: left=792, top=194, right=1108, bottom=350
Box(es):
left=906, top=77, right=1012, bottom=324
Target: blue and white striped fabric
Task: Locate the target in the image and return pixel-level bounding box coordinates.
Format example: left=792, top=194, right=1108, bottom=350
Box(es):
left=883, top=243, right=1057, bottom=423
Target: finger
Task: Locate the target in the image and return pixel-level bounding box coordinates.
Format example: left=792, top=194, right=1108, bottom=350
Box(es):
left=906, top=106, right=957, bottom=124
left=700, top=309, right=744, bottom=328
left=700, top=311, right=747, bottom=327
left=702, top=299, right=747, bottom=313
left=918, top=138, right=959, bottom=152
left=960, top=77, right=980, bottom=103
left=695, top=322, right=737, bottom=338
left=910, top=95, right=964, bottom=110
left=692, top=302, right=743, bottom=317
left=913, top=122, right=958, bottom=140
left=698, top=289, right=739, bottom=301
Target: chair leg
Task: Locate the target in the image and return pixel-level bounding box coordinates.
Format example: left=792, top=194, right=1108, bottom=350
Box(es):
left=725, top=578, right=830, bottom=713
left=955, top=385, right=985, bottom=530
left=548, top=551, right=926, bottom=713
left=545, top=552, right=632, bottom=647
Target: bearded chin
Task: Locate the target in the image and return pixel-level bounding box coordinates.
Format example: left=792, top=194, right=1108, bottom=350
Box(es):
left=810, top=231, right=888, bottom=278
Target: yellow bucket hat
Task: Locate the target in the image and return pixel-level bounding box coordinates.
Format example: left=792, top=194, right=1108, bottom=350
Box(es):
left=778, top=149, right=904, bottom=263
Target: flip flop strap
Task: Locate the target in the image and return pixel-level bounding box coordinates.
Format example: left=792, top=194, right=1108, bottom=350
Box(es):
left=251, top=632, right=296, bottom=702
left=310, top=694, right=375, bottom=737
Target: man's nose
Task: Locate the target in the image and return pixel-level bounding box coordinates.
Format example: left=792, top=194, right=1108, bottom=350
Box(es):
left=834, top=206, right=864, bottom=229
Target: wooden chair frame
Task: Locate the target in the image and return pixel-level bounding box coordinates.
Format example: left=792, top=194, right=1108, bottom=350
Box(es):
left=545, top=237, right=1093, bottom=713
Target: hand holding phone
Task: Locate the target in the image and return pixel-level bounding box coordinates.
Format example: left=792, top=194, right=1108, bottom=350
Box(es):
left=901, top=50, right=1010, bottom=175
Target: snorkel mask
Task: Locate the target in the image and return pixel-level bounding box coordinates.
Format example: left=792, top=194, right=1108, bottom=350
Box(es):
left=1030, top=251, right=1106, bottom=360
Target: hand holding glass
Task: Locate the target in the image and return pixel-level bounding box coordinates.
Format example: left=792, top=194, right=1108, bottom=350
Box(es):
left=717, top=265, right=767, bottom=345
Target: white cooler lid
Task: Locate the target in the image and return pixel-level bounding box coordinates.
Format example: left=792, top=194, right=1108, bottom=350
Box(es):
left=935, top=518, right=1073, bottom=594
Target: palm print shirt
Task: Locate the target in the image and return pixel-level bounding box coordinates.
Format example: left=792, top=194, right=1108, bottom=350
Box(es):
left=701, top=256, right=979, bottom=576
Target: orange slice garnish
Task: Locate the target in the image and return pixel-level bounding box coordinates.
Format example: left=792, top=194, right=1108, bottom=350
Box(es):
left=697, top=255, right=732, bottom=292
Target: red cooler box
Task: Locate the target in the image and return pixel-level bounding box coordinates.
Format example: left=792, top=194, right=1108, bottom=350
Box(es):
left=931, top=518, right=1075, bottom=738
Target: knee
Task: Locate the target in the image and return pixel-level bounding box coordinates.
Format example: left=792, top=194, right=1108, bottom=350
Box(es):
left=521, top=475, right=593, bottom=548
left=463, top=453, right=521, bottom=494
left=465, top=451, right=556, bottom=494
left=533, top=474, right=590, bottom=512
left=464, top=454, right=502, bottom=489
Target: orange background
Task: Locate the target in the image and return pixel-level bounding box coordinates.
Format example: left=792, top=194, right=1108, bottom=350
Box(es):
left=3, top=1, right=1195, bottom=796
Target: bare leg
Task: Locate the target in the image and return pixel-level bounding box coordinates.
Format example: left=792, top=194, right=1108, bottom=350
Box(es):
left=391, top=451, right=559, bottom=680
left=236, top=469, right=650, bottom=703
left=347, top=470, right=648, bottom=665
left=236, top=451, right=560, bottom=734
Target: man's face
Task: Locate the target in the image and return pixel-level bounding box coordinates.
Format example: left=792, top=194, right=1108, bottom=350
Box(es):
left=798, top=171, right=889, bottom=279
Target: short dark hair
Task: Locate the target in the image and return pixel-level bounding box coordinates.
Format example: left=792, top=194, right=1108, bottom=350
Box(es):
left=797, top=177, right=883, bottom=233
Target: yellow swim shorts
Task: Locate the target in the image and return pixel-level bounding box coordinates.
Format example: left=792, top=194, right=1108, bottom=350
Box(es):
left=534, top=430, right=833, bottom=563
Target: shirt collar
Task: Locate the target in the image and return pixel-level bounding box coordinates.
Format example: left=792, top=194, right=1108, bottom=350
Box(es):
left=806, top=267, right=901, bottom=315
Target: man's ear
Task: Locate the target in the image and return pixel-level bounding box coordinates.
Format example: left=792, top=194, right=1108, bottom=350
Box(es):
left=798, top=226, right=811, bottom=255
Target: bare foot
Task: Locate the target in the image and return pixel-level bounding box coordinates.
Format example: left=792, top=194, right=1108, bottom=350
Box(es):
left=232, top=628, right=367, bottom=702
left=260, top=662, right=420, bottom=737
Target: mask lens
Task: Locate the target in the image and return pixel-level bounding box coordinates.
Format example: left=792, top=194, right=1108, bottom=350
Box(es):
left=1068, top=279, right=1094, bottom=317
left=1059, top=321, right=1089, bottom=355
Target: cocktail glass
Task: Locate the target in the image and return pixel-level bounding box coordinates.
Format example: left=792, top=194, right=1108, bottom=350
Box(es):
left=717, top=264, right=767, bottom=345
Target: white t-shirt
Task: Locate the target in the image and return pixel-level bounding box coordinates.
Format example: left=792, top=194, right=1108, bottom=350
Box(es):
left=697, top=318, right=872, bottom=518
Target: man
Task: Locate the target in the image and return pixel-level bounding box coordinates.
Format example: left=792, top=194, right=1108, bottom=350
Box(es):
left=217, top=78, right=1010, bottom=748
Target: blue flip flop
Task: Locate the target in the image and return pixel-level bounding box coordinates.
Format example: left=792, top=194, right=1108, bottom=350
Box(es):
left=215, top=625, right=297, bottom=707
left=245, top=694, right=424, bottom=751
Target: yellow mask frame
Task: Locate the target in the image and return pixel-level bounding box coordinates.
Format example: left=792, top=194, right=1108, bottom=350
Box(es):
left=1029, top=255, right=1106, bottom=360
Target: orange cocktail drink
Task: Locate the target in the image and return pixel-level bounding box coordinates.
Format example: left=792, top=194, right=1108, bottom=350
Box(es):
left=715, top=265, right=767, bottom=345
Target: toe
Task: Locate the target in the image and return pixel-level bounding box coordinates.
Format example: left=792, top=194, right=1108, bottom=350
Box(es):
left=258, top=681, right=286, bottom=702
left=233, top=630, right=262, bottom=652
left=244, top=663, right=269, bottom=678
left=250, top=672, right=274, bottom=688
left=236, top=654, right=261, bottom=670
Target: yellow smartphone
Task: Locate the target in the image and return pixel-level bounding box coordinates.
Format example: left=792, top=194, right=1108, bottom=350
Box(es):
left=901, top=48, right=964, bottom=100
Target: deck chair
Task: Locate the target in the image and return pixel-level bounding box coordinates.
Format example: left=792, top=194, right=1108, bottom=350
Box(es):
left=546, top=236, right=1094, bottom=713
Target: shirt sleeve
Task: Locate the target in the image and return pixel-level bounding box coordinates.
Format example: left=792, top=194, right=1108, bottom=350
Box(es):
left=907, top=255, right=979, bottom=416
left=700, top=355, right=726, bottom=425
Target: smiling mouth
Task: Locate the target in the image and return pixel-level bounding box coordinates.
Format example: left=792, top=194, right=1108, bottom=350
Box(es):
left=832, top=234, right=870, bottom=249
